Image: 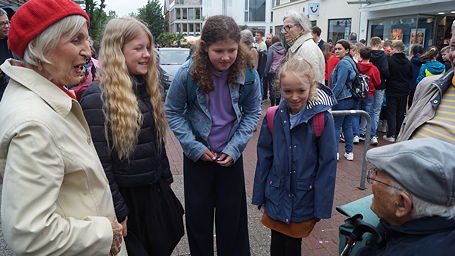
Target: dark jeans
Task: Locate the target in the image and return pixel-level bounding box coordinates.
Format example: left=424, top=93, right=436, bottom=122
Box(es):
left=408, top=89, right=415, bottom=109
left=183, top=156, right=250, bottom=256
left=262, top=76, right=269, bottom=100
left=270, top=230, right=302, bottom=256
left=386, top=95, right=407, bottom=137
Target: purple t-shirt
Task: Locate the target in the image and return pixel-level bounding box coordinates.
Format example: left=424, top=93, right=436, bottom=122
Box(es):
left=207, top=67, right=236, bottom=152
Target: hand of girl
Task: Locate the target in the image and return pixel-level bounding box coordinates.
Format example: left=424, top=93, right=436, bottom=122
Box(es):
left=200, top=149, right=217, bottom=162
left=120, top=216, right=128, bottom=237
left=107, top=217, right=123, bottom=255
left=216, top=153, right=234, bottom=167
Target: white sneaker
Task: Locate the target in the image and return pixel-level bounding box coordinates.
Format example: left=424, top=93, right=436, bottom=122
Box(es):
left=353, top=136, right=360, bottom=144
left=337, top=153, right=339, bottom=161
left=344, top=152, right=354, bottom=161
left=370, top=136, right=378, bottom=146
left=383, top=135, right=396, bottom=142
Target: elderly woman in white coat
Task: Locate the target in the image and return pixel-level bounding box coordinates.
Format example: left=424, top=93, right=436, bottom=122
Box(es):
left=0, top=0, right=126, bottom=255
left=281, top=10, right=326, bottom=84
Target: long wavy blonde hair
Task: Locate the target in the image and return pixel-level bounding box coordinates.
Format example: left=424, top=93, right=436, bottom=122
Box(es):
left=99, top=17, right=166, bottom=160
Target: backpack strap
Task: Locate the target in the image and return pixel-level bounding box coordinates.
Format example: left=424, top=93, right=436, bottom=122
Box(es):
left=312, top=112, right=325, bottom=138
left=266, top=106, right=278, bottom=134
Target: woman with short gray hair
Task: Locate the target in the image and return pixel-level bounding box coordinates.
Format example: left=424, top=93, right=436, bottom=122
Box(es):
left=0, top=0, right=126, bottom=255
left=241, top=29, right=259, bottom=68
left=281, top=10, right=325, bottom=84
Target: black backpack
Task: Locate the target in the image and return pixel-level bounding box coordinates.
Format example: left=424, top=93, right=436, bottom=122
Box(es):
left=348, top=60, right=369, bottom=100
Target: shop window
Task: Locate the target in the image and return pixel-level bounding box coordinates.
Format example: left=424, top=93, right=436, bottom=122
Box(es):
left=328, top=18, right=351, bottom=43
left=367, top=15, right=435, bottom=53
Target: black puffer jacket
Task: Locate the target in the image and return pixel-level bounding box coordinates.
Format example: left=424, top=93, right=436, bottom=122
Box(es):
left=370, top=50, right=389, bottom=90
left=80, top=78, right=173, bottom=222
left=387, top=52, right=412, bottom=97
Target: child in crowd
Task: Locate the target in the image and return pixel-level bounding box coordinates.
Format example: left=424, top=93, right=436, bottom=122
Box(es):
left=165, top=15, right=261, bottom=256
left=253, top=57, right=337, bottom=256
left=80, top=18, right=184, bottom=255
left=416, top=46, right=446, bottom=84
left=353, top=47, right=381, bottom=145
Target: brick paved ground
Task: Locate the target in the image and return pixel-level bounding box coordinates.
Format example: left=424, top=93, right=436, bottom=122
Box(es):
left=0, top=102, right=389, bottom=256
left=165, top=102, right=390, bottom=256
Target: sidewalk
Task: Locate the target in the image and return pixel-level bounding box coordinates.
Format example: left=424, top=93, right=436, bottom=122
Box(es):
left=0, top=103, right=381, bottom=256
left=166, top=102, right=377, bottom=256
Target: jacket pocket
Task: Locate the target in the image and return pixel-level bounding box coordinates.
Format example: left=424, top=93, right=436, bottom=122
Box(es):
left=293, top=180, right=315, bottom=217
left=264, top=178, right=281, bottom=205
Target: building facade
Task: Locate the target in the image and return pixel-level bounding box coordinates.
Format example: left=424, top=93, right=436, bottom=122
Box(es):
left=165, top=0, right=273, bottom=36
left=358, top=0, right=455, bottom=52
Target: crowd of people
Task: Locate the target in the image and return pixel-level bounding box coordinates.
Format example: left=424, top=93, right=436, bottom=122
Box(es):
left=0, top=0, right=453, bottom=255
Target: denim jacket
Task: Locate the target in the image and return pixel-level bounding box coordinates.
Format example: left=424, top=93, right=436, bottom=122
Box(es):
left=330, top=56, right=356, bottom=100
left=165, top=60, right=262, bottom=162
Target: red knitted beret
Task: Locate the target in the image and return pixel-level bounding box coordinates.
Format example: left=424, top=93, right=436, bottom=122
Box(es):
left=8, top=0, right=89, bottom=59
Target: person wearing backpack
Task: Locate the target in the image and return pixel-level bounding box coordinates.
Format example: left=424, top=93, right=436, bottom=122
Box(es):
left=252, top=57, right=337, bottom=256
left=165, top=15, right=261, bottom=256
left=264, top=35, right=286, bottom=106
left=353, top=47, right=381, bottom=145
left=330, top=39, right=357, bottom=161
left=384, top=41, right=412, bottom=142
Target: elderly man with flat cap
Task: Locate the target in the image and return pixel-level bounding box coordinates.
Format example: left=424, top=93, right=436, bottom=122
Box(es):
left=356, top=138, right=455, bottom=256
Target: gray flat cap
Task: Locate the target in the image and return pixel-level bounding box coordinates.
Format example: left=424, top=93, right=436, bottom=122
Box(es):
left=366, top=138, right=455, bottom=206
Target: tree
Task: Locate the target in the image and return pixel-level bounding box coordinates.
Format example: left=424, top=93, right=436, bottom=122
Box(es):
left=137, top=0, right=165, bottom=40
left=156, top=32, right=185, bottom=47
left=80, top=0, right=117, bottom=41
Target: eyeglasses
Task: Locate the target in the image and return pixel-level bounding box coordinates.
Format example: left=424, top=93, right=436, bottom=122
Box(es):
left=0, top=21, right=9, bottom=27
left=281, top=24, right=299, bottom=33
left=367, top=168, right=405, bottom=192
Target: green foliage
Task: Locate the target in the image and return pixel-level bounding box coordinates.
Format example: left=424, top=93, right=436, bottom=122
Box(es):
left=80, top=0, right=117, bottom=41
left=156, top=32, right=186, bottom=47
left=239, top=24, right=249, bottom=30
left=136, top=0, right=165, bottom=40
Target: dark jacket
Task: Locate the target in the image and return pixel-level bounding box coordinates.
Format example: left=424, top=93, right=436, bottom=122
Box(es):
left=387, top=52, right=412, bottom=97
left=80, top=78, right=173, bottom=222
left=409, top=53, right=426, bottom=90
left=357, top=217, right=455, bottom=256
left=252, top=86, right=337, bottom=223
left=370, top=50, right=389, bottom=90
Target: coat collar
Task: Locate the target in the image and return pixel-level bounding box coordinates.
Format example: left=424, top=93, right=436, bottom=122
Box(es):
left=1, top=59, right=74, bottom=117
left=430, top=70, right=453, bottom=108
left=289, top=33, right=313, bottom=54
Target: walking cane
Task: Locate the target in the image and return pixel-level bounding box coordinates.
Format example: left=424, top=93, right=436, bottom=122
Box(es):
left=340, top=214, right=383, bottom=256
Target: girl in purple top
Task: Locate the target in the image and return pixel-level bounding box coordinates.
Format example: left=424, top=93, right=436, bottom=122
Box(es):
left=165, top=15, right=262, bottom=255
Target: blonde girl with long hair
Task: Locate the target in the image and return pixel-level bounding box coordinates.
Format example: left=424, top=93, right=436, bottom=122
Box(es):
left=80, top=17, right=184, bottom=255
left=165, top=15, right=261, bottom=255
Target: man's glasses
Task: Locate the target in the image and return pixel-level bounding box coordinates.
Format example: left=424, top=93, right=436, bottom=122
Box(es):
left=366, top=168, right=405, bottom=192
left=0, top=21, right=9, bottom=27
left=280, top=24, right=299, bottom=33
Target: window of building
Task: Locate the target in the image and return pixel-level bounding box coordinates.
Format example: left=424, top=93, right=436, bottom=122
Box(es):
left=196, top=23, right=201, bottom=34
left=176, top=23, right=182, bottom=33
left=189, top=23, right=194, bottom=34
left=176, top=8, right=181, bottom=20
left=196, top=8, right=201, bottom=20
left=244, top=0, right=265, bottom=22
left=328, top=18, right=352, bottom=43
left=188, top=8, right=195, bottom=20
left=183, top=23, right=188, bottom=33
left=182, top=8, right=187, bottom=20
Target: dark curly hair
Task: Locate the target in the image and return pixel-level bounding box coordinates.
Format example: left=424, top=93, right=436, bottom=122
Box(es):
left=191, top=15, right=251, bottom=93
